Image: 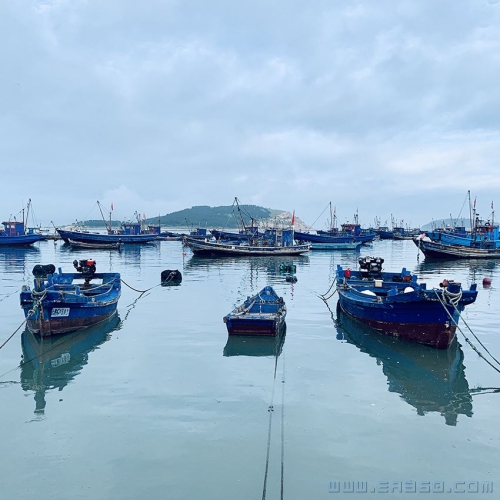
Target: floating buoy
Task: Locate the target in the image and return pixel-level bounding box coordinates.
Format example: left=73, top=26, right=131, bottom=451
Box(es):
left=483, top=277, right=492, bottom=287
left=161, top=269, right=182, bottom=286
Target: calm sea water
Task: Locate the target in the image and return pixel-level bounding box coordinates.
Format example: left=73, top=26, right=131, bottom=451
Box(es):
left=0, top=239, right=499, bottom=500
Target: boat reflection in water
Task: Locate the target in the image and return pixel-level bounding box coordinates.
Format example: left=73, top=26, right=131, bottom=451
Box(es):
left=20, top=313, right=121, bottom=414
left=223, top=323, right=286, bottom=357
left=335, top=305, right=472, bottom=426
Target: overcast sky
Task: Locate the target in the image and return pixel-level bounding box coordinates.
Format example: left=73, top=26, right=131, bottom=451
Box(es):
left=2, top=0, right=500, bottom=229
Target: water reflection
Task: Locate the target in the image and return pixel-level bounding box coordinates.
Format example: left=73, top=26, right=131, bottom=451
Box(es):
left=415, top=257, right=498, bottom=276
left=0, top=246, right=40, bottom=274
left=223, top=324, right=286, bottom=358
left=334, top=306, right=472, bottom=426
left=20, top=313, right=121, bottom=414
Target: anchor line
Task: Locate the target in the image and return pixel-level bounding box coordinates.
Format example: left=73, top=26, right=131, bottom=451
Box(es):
left=280, top=343, right=286, bottom=500
left=320, top=277, right=337, bottom=299
left=262, top=341, right=286, bottom=500
left=0, top=319, right=27, bottom=351
left=433, top=290, right=500, bottom=375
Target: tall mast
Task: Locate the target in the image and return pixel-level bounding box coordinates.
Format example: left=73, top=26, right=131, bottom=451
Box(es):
left=97, top=200, right=112, bottom=232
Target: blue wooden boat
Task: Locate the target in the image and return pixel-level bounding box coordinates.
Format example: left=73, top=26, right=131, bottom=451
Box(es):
left=223, top=285, right=286, bottom=336
left=335, top=257, right=478, bottom=348
left=20, top=260, right=121, bottom=337
left=0, top=200, right=45, bottom=246
left=0, top=220, right=44, bottom=246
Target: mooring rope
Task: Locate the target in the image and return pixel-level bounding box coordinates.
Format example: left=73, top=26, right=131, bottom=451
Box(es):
left=433, top=289, right=500, bottom=375
left=0, top=319, right=27, bottom=351
left=120, top=278, right=160, bottom=295
left=280, top=344, right=286, bottom=500
left=261, top=341, right=282, bottom=500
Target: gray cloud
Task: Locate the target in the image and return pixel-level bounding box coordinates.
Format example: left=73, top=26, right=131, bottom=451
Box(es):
left=1, top=0, right=500, bottom=228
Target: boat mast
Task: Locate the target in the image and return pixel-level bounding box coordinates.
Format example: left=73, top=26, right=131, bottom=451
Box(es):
left=97, top=200, right=112, bottom=233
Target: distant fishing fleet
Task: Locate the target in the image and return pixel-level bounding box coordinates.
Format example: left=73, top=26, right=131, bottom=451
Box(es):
left=2, top=192, right=495, bottom=350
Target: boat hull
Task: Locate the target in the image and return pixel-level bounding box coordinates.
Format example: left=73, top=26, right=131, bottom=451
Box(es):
left=224, top=316, right=285, bottom=336
left=184, top=237, right=310, bottom=256
left=25, top=308, right=118, bottom=337
left=414, top=238, right=500, bottom=259
left=0, top=234, right=44, bottom=246
left=337, top=300, right=457, bottom=349
left=68, top=239, right=122, bottom=250
left=57, top=229, right=157, bottom=244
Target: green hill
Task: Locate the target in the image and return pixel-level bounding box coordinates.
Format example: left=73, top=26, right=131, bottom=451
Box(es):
left=150, top=205, right=284, bottom=228
left=81, top=205, right=286, bottom=228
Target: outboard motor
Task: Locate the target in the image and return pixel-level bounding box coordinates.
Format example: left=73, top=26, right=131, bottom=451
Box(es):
left=32, top=264, right=56, bottom=278
left=161, top=269, right=182, bottom=286
left=358, top=256, right=384, bottom=277
left=73, top=259, right=97, bottom=284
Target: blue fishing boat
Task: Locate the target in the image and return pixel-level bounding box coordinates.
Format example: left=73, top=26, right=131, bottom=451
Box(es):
left=184, top=227, right=310, bottom=256
left=426, top=193, right=500, bottom=248
left=414, top=236, right=500, bottom=259
left=223, top=285, right=286, bottom=336
left=0, top=200, right=45, bottom=246
left=295, top=206, right=375, bottom=246
left=0, top=220, right=44, bottom=246
left=20, top=259, right=121, bottom=337
left=335, top=257, right=478, bottom=348
left=57, top=223, right=158, bottom=244
left=57, top=203, right=158, bottom=244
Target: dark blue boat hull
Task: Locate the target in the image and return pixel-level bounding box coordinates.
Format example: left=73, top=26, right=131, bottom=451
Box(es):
left=57, top=229, right=157, bottom=244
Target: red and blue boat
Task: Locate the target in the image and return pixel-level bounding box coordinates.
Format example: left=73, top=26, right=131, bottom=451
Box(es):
left=335, top=257, right=478, bottom=349
left=20, top=260, right=121, bottom=337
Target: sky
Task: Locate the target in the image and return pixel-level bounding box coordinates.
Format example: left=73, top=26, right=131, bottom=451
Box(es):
left=2, top=0, right=500, bottom=229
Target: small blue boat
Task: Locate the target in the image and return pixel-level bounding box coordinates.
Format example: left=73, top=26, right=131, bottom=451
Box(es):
left=20, top=259, right=121, bottom=338
left=0, top=221, right=44, bottom=246
left=223, top=286, right=286, bottom=336
left=0, top=200, right=45, bottom=246
left=335, top=257, right=478, bottom=348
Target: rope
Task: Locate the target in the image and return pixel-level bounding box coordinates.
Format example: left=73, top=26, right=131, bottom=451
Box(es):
left=433, top=289, right=500, bottom=375
left=280, top=343, right=286, bottom=500
left=261, top=338, right=283, bottom=500
left=0, top=319, right=27, bottom=350
left=120, top=278, right=160, bottom=295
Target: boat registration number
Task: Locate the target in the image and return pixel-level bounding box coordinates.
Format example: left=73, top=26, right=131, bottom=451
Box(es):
left=51, top=307, right=70, bottom=317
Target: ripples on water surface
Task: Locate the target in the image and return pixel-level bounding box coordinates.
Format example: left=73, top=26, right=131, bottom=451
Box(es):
left=0, top=239, right=499, bottom=499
